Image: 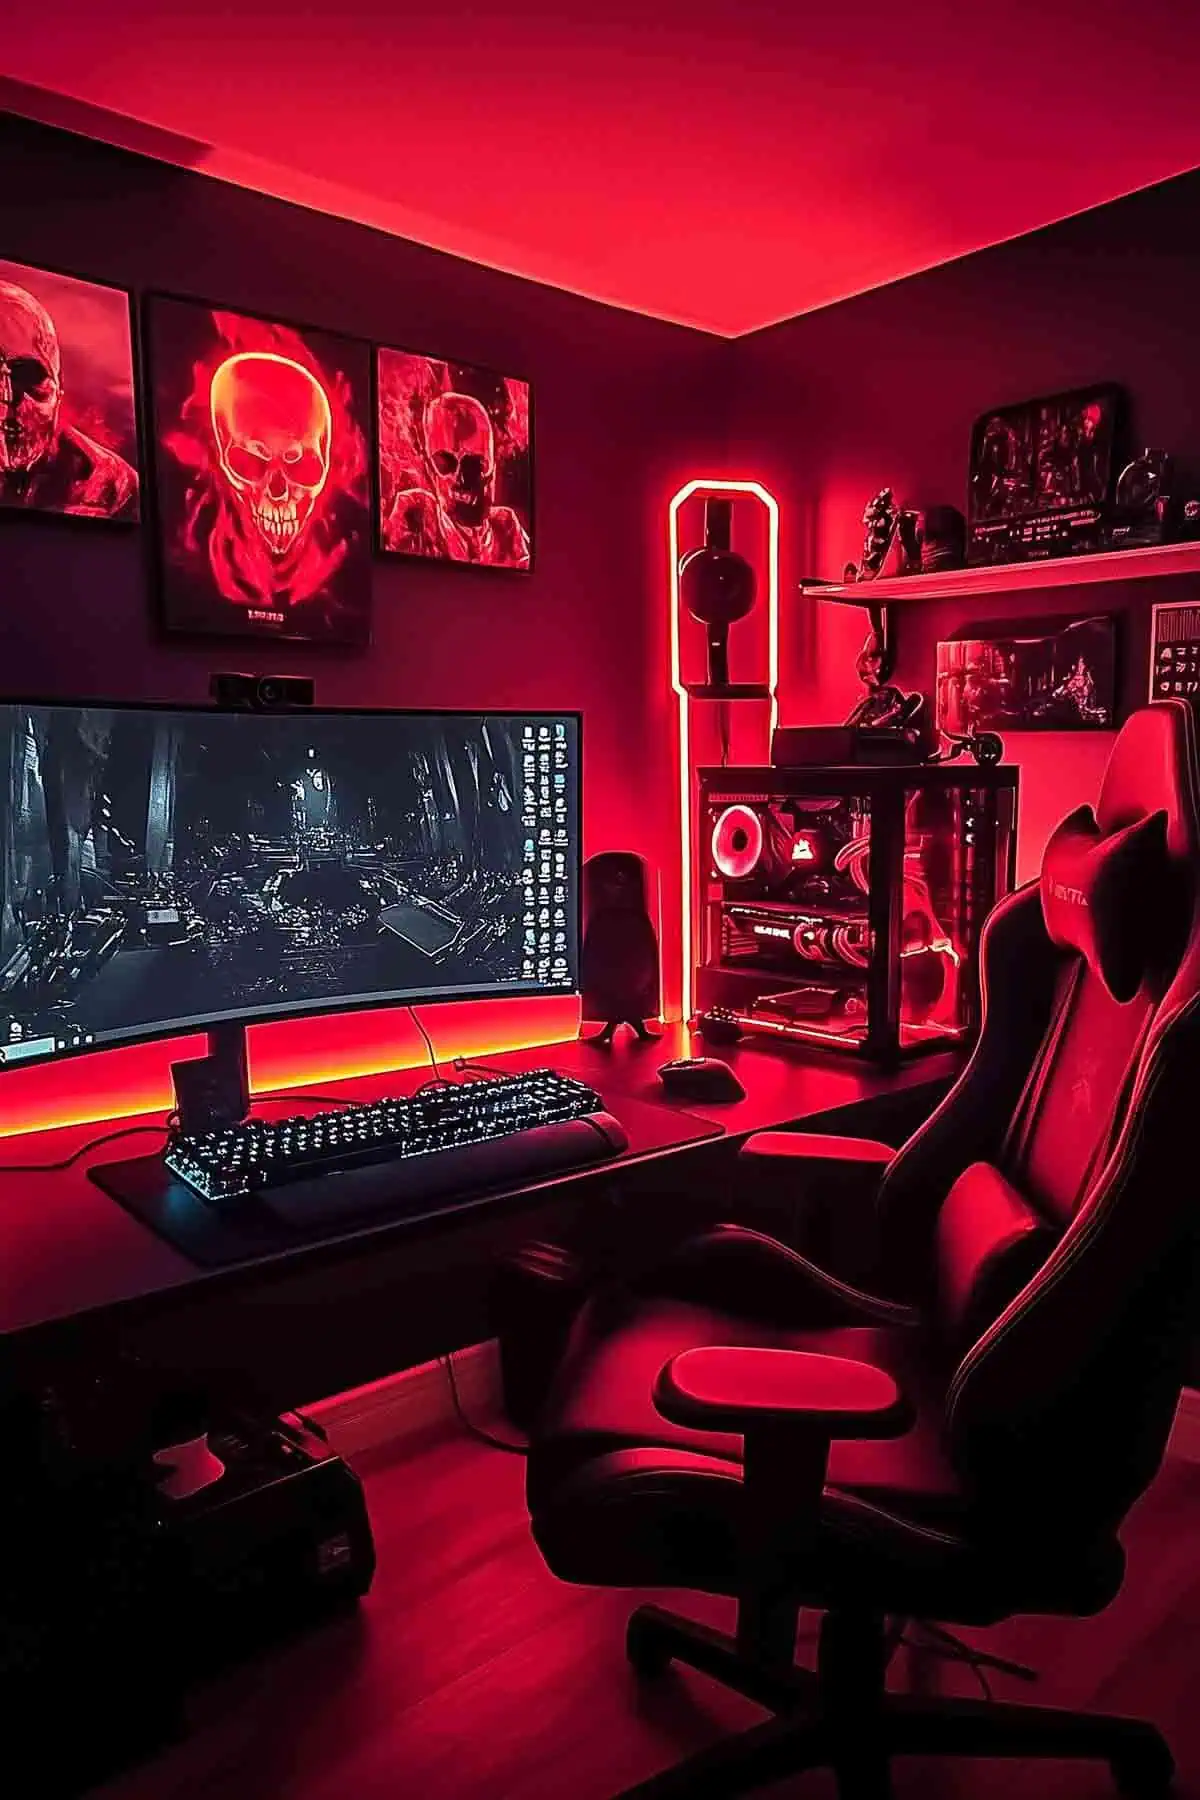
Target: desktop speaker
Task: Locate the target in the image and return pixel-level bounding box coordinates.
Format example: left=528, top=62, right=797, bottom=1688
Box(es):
left=580, top=851, right=660, bottom=1045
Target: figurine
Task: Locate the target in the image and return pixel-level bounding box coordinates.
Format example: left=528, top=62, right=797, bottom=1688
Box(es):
left=843, top=488, right=922, bottom=584
left=1110, top=448, right=1174, bottom=549
left=845, top=612, right=923, bottom=737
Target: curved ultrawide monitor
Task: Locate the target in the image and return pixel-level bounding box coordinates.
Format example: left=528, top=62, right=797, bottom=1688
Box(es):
left=0, top=703, right=581, bottom=1071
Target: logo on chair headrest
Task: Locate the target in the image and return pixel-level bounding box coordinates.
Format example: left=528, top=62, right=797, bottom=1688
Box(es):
left=1049, top=880, right=1088, bottom=907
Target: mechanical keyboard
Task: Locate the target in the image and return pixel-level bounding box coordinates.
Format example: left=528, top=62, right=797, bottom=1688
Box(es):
left=164, top=1069, right=628, bottom=1226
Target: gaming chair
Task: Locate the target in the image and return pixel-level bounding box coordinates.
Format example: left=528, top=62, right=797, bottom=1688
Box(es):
left=525, top=700, right=1200, bottom=1798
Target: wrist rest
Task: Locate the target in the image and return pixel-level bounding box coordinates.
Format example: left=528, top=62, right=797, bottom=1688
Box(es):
left=258, top=1111, right=629, bottom=1228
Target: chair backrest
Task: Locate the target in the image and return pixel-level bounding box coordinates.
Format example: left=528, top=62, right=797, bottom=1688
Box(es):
left=879, top=701, right=1200, bottom=1547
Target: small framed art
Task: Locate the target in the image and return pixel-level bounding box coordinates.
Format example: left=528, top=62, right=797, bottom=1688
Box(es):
left=375, top=348, right=532, bottom=570
left=936, top=614, right=1117, bottom=733
left=0, top=257, right=139, bottom=521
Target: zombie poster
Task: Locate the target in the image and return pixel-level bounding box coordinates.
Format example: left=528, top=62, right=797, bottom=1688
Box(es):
left=146, top=296, right=372, bottom=645
left=376, top=348, right=532, bottom=570
left=0, top=259, right=139, bottom=521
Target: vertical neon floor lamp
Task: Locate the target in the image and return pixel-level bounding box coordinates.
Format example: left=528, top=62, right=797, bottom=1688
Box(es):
left=669, top=480, right=780, bottom=1024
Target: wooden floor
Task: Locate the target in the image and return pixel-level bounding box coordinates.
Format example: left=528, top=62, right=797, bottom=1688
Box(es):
left=100, top=1428, right=1200, bottom=1800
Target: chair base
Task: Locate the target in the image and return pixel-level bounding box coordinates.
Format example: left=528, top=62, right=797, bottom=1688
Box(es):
left=619, top=1604, right=1175, bottom=1800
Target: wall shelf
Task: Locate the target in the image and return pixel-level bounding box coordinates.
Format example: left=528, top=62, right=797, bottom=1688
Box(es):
left=800, top=539, right=1200, bottom=606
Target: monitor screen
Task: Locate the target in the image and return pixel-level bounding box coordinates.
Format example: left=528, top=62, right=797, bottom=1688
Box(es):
left=0, top=703, right=581, bottom=1070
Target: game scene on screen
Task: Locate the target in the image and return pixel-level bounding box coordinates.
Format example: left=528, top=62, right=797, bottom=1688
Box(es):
left=0, top=707, right=578, bottom=1066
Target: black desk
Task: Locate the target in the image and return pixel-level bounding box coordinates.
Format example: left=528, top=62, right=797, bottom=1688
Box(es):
left=0, top=1029, right=958, bottom=1410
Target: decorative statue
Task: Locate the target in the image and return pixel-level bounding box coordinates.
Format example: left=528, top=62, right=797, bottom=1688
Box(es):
left=844, top=608, right=924, bottom=737
left=843, top=488, right=923, bottom=584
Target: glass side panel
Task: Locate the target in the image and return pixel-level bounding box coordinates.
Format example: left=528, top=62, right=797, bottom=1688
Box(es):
left=897, top=781, right=1010, bottom=1048
left=700, top=789, right=874, bottom=1049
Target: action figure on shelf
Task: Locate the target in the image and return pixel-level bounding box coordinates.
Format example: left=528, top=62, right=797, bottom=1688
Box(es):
left=843, top=488, right=922, bottom=584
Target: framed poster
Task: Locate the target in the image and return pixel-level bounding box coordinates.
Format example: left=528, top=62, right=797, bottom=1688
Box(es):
left=375, top=347, right=532, bottom=570
left=966, top=383, right=1122, bottom=564
left=145, top=295, right=372, bottom=645
left=936, top=614, right=1117, bottom=733
left=1148, top=602, right=1200, bottom=704
left=0, top=257, right=139, bottom=521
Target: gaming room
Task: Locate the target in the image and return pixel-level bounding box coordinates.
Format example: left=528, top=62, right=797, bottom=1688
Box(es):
left=2, top=11, right=1200, bottom=1798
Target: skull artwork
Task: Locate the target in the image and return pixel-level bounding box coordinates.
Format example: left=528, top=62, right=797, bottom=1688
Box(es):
left=210, top=353, right=332, bottom=555
left=0, top=282, right=62, bottom=473
left=425, top=392, right=495, bottom=529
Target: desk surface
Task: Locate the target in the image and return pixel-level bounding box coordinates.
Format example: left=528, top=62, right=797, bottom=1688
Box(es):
left=0, top=1026, right=958, bottom=1343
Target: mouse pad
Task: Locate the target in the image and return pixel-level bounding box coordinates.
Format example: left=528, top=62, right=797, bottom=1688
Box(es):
left=89, top=1095, right=724, bottom=1269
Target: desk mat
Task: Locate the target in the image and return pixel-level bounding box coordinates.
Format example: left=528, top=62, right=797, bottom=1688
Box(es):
left=89, top=1094, right=724, bottom=1269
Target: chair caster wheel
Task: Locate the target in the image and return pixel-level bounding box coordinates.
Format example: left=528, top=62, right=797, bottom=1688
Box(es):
left=626, top=1611, right=673, bottom=1677
left=1111, top=1738, right=1175, bottom=1798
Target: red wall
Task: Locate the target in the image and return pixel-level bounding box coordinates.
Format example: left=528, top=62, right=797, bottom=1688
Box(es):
left=0, top=114, right=729, bottom=1130
left=727, top=168, right=1200, bottom=881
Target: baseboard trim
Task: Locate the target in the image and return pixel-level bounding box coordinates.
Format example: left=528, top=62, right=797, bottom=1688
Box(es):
left=1168, top=1387, right=1200, bottom=1465
left=306, top=1340, right=502, bottom=1460
left=308, top=1357, right=1200, bottom=1470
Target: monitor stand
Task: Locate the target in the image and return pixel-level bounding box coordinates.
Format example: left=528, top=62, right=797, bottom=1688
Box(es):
left=170, top=1022, right=251, bottom=1135
left=90, top=1021, right=287, bottom=1266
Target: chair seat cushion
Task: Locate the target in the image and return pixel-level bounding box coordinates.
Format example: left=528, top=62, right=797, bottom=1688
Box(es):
left=526, top=1290, right=1124, bottom=1623
left=530, top=1292, right=959, bottom=1523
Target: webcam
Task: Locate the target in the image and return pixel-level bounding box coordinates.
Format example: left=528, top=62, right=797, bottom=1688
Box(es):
left=210, top=672, right=314, bottom=710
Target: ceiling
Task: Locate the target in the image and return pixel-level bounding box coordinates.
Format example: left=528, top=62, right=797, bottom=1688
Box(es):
left=6, top=2, right=1200, bottom=335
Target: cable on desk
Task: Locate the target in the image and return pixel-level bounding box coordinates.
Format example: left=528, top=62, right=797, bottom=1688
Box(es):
left=442, top=1351, right=528, bottom=1457
left=411, top=1005, right=452, bottom=1091
left=0, top=1120, right=174, bottom=1175
left=250, top=1092, right=361, bottom=1113
left=0, top=1090, right=353, bottom=1175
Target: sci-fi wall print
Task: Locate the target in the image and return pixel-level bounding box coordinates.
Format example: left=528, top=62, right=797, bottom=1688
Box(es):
left=936, top=614, right=1117, bottom=734
left=145, top=296, right=372, bottom=644
left=375, top=347, right=532, bottom=570
left=0, top=258, right=140, bottom=522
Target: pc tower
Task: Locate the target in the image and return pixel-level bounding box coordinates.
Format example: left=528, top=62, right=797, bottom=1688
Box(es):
left=695, top=762, right=1017, bottom=1061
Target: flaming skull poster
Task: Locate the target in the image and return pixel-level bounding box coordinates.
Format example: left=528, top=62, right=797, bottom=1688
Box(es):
left=376, top=348, right=532, bottom=569
left=146, top=296, right=372, bottom=644
left=0, top=258, right=139, bottom=521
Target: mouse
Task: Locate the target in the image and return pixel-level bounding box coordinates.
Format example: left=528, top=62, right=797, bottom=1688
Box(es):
left=656, top=1055, right=746, bottom=1103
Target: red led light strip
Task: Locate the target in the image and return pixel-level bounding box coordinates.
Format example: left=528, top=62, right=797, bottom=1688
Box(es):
left=668, top=480, right=779, bottom=1023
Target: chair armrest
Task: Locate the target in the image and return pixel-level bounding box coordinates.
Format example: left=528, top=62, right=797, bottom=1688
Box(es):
left=657, top=1224, right=920, bottom=1327
left=654, top=1346, right=912, bottom=1439
left=739, top=1131, right=896, bottom=1170
left=655, top=1348, right=914, bottom=1629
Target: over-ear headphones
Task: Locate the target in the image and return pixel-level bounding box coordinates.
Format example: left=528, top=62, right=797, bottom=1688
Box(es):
left=679, top=499, right=756, bottom=687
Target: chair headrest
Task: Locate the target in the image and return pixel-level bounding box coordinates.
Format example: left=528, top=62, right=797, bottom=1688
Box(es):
left=1040, top=702, right=1199, bottom=1001
left=1041, top=804, right=1169, bottom=1002
left=1096, top=700, right=1200, bottom=860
